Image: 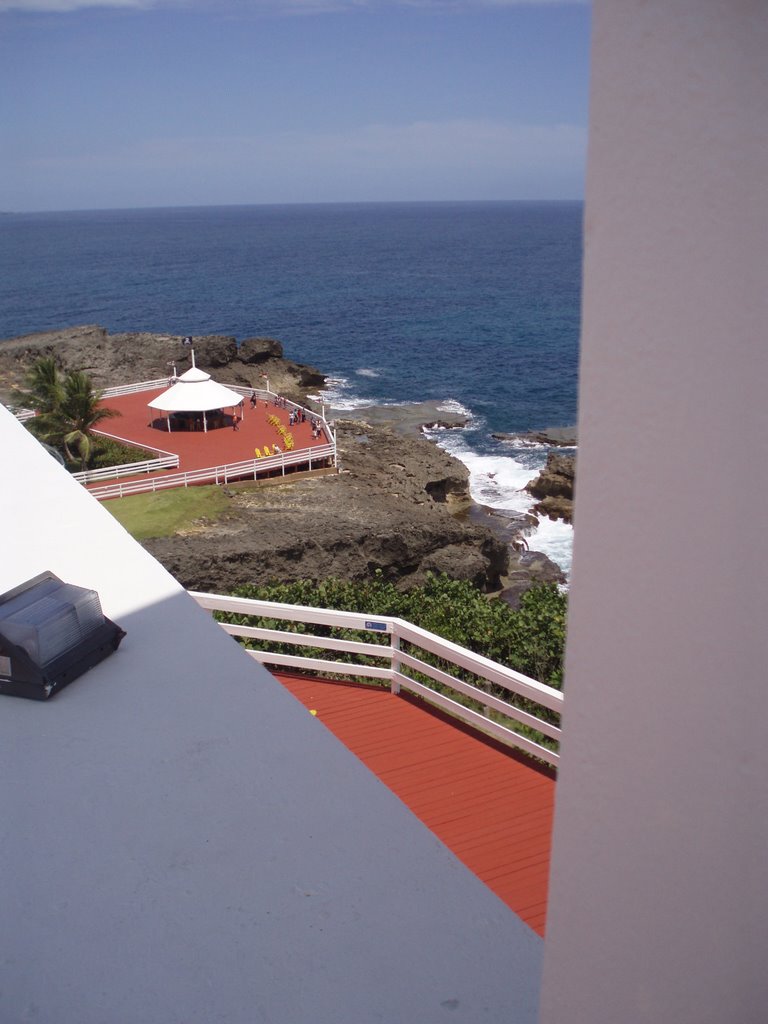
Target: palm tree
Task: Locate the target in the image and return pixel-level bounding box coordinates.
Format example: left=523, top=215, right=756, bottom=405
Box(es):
left=55, top=371, right=121, bottom=472
left=17, top=356, right=64, bottom=414
left=17, top=357, right=67, bottom=447
left=17, top=358, right=120, bottom=470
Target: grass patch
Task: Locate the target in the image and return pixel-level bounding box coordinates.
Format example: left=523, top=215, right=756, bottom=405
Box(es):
left=105, top=485, right=232, bottom=540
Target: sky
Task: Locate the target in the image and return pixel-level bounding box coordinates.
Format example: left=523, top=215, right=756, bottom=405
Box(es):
left=0, top=0, right=591, bottom=212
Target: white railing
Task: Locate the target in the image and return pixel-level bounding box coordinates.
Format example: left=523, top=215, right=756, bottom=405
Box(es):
left=100, top=378, right=169, bottom=398
left=71, top=430, right=181, bottom=483
left=13, top=407, right=36, bottom=423
left=191, top=592, right=563, bottom=767
left=224, top=386, right=271, bottom=400
left=88, top=442, right=337, bottom=500
left=73, top=454, right=179, bottom=484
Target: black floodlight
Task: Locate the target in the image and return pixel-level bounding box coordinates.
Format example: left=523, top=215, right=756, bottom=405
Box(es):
left=0, top=572, right=126, bottom=701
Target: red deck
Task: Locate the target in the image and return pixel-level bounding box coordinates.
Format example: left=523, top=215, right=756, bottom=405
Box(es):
left=94, top=388, right=330, bottom=484
left=274, top=672, right=556, bottom=936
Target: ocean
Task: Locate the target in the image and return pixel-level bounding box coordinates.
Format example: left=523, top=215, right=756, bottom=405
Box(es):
left=0, top=201, right=580, bottom=573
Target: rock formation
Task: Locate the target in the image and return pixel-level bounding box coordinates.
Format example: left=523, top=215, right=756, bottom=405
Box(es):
left=524, top=452, right=576, bottom=523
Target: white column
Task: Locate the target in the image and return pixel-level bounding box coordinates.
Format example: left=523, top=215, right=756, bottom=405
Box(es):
left=539, top=4, right=768, bottom=1023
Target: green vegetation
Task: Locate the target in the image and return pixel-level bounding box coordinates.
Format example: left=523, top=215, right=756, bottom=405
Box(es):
left=226, top=574, right=566, bottom=687
left=90, top=436, right=158, bottom=469
left=228, top=574, right=566, bottom=686
left=18, top=356, right=63, bottom=416
left=20, top=358, right=121, bottom=471
left=105, top=485, right=232, bottom=540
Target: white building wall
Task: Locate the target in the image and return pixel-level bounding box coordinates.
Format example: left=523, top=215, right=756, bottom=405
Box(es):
left=540, top=3, right=768, bottom=1022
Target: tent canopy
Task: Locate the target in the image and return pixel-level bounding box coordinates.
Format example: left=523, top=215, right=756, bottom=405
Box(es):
left=148, top=364, right=243, bottom=413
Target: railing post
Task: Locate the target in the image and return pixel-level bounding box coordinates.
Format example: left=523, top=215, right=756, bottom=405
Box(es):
left=390, top=626, right=401, bottom=695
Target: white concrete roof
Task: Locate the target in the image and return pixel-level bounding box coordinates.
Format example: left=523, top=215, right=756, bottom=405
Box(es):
left=0, top=402, right=541, bottom=1024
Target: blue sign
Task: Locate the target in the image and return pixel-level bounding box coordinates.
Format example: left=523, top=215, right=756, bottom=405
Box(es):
left=365, top=620, right=388, bottom=632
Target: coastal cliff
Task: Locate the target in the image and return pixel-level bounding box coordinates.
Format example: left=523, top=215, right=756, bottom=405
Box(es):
left=1, top=326, right=562, bottom=599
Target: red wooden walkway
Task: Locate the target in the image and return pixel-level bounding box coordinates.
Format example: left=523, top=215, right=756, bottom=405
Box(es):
left=274, top=672, right=556, bottom=936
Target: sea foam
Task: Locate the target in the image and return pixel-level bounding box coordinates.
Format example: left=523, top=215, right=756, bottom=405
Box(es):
left=309, top=377, right=377, bottom=411
left=427, top=425, right=574, bottom=577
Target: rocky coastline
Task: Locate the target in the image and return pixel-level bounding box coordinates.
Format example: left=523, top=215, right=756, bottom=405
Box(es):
left=1, top=326, right=566, bottom=603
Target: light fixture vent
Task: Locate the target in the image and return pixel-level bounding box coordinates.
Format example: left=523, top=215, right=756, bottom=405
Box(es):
left=0, top=572, right=125, bottom=700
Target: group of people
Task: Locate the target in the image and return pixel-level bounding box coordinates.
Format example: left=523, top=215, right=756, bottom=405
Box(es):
left=246, top=388, right=325, bottom=441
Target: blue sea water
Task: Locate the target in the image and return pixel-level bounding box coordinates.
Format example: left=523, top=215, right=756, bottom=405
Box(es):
left=0, top=201, right=581, bottom=572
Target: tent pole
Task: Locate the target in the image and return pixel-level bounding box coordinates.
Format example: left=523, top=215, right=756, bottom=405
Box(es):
left=203, top=410, right=208, bottom=433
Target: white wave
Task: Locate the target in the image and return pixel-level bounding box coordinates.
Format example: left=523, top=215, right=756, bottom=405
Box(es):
left=500, top=437, right=549, bottom=451
left=467, top=455, right=541, bottom=510
left=355, top=368, right=381, bottom=378
left=308, top=377, right=376, bottom=411
left=431, top=435, right=574, bottom=576
left=530, top=514, right=574, bottom=577
left=307, top=376, right=349, bottom=403
left=328, top=396, right=379, bottom=411
left=436, top=398, right=473, bottom=418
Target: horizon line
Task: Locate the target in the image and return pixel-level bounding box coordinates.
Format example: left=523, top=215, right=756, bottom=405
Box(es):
left=3, top=197, right=585, bottom=216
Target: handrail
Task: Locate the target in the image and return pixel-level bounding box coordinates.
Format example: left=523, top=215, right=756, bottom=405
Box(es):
left=100, top=378, right=169, bottom=397
left=88, top=442, right=337, bottom=499
left=91, top=430, right=178, bottom=460
left=70, top=429, right=181, bottom=483
left=73, top=454, right=179, bottom=484
left=191, top=591, right=563, bottom=767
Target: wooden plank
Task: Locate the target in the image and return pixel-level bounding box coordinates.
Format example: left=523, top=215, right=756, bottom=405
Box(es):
left=273, top=671, right=556, bottom=937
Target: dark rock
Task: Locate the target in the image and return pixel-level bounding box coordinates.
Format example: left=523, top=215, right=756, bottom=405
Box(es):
left=493, top=426, right=578, bottom=447
left=531, top=496, right=574, bottom=523
left=499, top=551, right=566, bottom=609
left=332, top=401, right=470, bottom=437
left=525, top=453, right=575, bottom=498
left=189, top=335, right=238, bottom=367
left=525, top=452, right=576, bottom=523
left=463, top=503, right=567, bottom=602
left=421, top=420, right=471, bottom=432
left=238, top=336, right=284, bottom=362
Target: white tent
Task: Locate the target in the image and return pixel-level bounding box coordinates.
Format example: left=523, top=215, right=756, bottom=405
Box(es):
left=148, top=355, right=244, bottom=432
